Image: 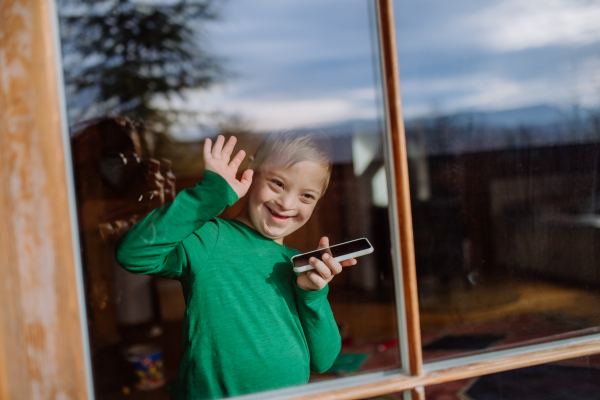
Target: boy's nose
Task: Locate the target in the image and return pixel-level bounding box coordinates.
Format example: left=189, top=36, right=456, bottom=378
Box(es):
left=275, top=193, right=295, bottom=211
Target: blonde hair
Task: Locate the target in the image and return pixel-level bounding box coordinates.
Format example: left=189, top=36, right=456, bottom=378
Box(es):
left=251, top=131, right=333, bottom=195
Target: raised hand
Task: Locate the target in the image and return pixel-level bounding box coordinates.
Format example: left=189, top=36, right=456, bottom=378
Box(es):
left=296, top=236, right=357, bottom=291
left=204, top=135, right=254, bottom=198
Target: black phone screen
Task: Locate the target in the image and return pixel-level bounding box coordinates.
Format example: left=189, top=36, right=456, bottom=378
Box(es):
left=292, top=239, right=372, bottom=268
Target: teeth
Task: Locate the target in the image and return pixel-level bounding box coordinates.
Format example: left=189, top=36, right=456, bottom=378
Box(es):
left=267, top=206, right=289, bottom=218
left=270, top=208, right=286, bottom=218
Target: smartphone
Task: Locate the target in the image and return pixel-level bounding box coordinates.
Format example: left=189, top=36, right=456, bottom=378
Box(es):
left=292, top=238, right=374, bottom=273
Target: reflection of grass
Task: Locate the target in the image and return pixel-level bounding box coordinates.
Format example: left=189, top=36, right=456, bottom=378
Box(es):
left=419, top=283, right=520, bottom=313
left=420, top=280, right=600, bottom=329
left=328, top=353, right=369, bottom=373
left=329, top=303, right=398, bottom=342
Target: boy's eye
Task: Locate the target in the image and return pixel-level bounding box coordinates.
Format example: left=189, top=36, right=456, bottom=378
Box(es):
left=272, top=180, right=283, bottom=188
left=303, top=194, right=316, bottom=201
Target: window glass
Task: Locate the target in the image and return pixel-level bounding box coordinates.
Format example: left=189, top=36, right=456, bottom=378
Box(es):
left=58, top=0, right=401, bottom=397
left=424, top=355, right=600, bottom=399
left=367, top=390, right=415, bottom=400
left=394, top=0, right=600, bottom=361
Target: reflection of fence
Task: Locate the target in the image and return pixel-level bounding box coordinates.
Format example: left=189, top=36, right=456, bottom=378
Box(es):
left=415, top=143, right=600, bottom=284
left=499, top=215, right=600, bottom=285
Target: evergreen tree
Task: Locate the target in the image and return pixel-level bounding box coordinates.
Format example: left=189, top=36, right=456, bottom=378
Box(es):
left=59, top=0, right=225, bottom=130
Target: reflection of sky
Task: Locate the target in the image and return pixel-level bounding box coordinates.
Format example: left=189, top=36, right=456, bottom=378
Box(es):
left=396, top=0, right=600, bottom=118
left=162, top=0, right=600, bottom=138
left=165, top=0, right=381, bottom=137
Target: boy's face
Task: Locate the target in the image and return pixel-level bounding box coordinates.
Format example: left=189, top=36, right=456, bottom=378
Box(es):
left=246, top=160, right=328, bottom=244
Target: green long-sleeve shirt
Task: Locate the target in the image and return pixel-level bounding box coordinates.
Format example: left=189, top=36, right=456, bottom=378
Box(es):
left=115, top=170, right=341, bottom=400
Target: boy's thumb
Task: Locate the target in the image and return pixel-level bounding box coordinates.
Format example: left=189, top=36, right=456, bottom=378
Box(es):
left=240, top=169, right=254, bottom=187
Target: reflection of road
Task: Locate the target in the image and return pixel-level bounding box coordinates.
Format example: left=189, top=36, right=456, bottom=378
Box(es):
left=542, top=213, right=600, bottom=229
left=420, top=280, right=600, bottom=363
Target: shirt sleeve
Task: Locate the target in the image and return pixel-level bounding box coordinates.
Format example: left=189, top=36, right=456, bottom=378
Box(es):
left=294, top=282, right=341, bottom=373
left=115, top=170, right=238, bottom=279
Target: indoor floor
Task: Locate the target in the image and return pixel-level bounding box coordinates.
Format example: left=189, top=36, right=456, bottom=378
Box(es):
left=93, top=278, right=600, bottom=399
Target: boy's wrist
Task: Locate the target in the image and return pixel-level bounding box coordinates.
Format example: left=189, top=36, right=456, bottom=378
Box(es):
left=202, top=170, right=239, bottom=207
left=294, top=277, right=329, bottom=298
left=294, top=276, right=318, bottom=291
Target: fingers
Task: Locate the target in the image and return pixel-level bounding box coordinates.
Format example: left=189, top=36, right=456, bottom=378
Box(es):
left=309, top=253, right=342, bottom=280
left=203, top=138, right=212, bottom=160
left=310, top=258, right=332, bottom=279
left=299, top=251, right=346, bottom=291
left=318, top=236, right=329, bottom=249
left=228, top=149, right=246, bottom=171
left=317, top=236, right=333, bottom=260
left=306, top=270, right=325, bottom=287
left=239, top=169, right=254, bottom=190
left=212, top=135, right=225, bottom=158
left=322, top=253, right=343, bottom=274
left=311, top=237, right=343, bottom=281
left=340, top=259, right=357, bottom=267
left=206, top=135, right=242, bottom=166
left=221, top=135, right=237, bottom=161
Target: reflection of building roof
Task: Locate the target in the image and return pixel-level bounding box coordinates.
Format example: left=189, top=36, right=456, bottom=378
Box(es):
left=404, top=104, right=600, bottom=156
left=277, top=118, right=384, bottom=164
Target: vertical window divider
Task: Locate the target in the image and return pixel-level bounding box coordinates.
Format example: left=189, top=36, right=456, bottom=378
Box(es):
left=375, top=0, right=423, bottom=377
left=49, top=0, right=96, bottom=396
left=0, top=0, right=92, bottom=397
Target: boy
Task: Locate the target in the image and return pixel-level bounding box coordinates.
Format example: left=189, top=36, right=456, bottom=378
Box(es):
left=115, top=132, right=356, bottom=399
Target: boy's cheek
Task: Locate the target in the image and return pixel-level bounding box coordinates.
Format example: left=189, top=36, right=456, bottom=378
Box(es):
left=303, top=202, right=318, bottom=219
left=291, top=206, right=317, bottom=231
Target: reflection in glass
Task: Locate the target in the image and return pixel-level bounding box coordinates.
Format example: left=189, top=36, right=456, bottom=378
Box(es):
left=395, top=0, right=600, bottom=361
left=424, top=355, right=600, bottom=399
left=366, top=390, right=416, bottom=400
left=59, top=0, right=400, bottom=398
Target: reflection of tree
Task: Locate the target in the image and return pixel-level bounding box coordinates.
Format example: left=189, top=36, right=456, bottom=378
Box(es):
left=406, top=105, right=600, bottom=155
left=591, top=109, right=600, bottom=140
left=59, top=0, right=225, bottom=130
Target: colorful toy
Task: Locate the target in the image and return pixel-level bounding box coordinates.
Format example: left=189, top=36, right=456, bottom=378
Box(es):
left=125, top=344, right=166, bottom=390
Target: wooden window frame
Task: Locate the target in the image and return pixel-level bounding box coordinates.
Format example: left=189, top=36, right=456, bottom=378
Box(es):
left=1, top=0, right=93, bottom=398
left=2, top=0, right=600, bottom=399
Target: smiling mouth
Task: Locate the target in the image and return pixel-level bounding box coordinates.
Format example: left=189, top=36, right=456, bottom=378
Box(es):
left=267, top=206, right=290, bottom=221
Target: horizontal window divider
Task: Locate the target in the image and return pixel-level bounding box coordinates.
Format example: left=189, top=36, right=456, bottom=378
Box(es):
left=423, top=332, right=600, bottom=372
left=236, top=334, right=600, bottom=400
left=232, top=370, right=404, bottom=400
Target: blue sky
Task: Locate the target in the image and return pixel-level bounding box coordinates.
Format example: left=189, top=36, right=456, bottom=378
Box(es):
left=162, top=0, right=382, bottom=137
left=155, top=0, right=600, bottom=138
left=395, top=0, right=600, bottom=117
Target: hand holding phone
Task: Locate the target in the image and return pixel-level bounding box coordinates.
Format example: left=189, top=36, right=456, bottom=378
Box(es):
left=294, top=237, right=373, bottom=291
left=292, top=238, right=373, bottom=273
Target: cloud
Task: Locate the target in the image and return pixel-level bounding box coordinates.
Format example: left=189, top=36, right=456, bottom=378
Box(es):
left=161, top=0, right=600, bottom=137
left=394, top=0, right=600, bottom=53
left=463, top=0, right=600, bottom=51
left=155, top=0, right=383, bottom=138
left=147, top=0, right=600, bottom=139
left=400, top=75, right=541, bottom=118
left=393, top=0, right=600, bottom=118
left=203, top=0, right=378, bottom=99
left=400, top=63, right=600, bottom=119
left=163, top=84, right=379, bottom=134
left=224, top=94, right=377, bottom=130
